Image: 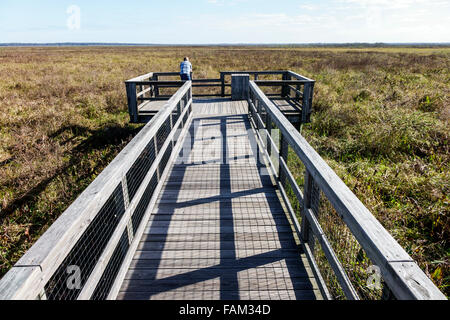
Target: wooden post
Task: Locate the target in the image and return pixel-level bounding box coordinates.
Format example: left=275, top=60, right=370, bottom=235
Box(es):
left=301, top=169, right=321, bottom=250
left=301, top=171, right=313, bottom=243
left=220, top=73, right=225, bottom=97
left=125, top=82, right=138, bottom=123
left=279, top=133, right=288, bottom=185
left=282, top=72, right=291, bottom=98
left=255, top=97, right=261, bottom=131
left=152, top=74, right=160, bottom=98
left=265, top=113, right=272, bottom=156
left=138, top=84, right=143, bottom=102
left=302, top=82, right=314, bottom=124
left=231, top=74, right=250, bottom=101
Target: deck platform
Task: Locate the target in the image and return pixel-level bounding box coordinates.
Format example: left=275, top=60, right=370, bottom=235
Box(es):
left=117, top=99, right=322, bottom=300
left=139, top=100, right=168, bottom=115
left=270, top=98, right=301, bottom=115
left=139, top=98, right=301, bottom=124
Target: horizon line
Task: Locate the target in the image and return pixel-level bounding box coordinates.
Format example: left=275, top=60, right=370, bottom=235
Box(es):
left=1, top=42, right=450, bottom=47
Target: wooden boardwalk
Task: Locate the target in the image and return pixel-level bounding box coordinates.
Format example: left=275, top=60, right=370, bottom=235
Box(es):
left=117, top=99, right=322, bottom=300
left=1, top=75, right=444, bottom=301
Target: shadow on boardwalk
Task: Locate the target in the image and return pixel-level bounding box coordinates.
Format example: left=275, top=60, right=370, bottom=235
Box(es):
left=120, top=108, right=317, bottom=300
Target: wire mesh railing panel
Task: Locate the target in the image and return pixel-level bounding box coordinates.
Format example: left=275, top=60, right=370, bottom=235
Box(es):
left=156, top=118, right=170, bottom=152
left=260, top=104, right=267, bottom=126
left=173, top=127, right=182, bottom=147
left=307, top=231, right=346, bottom=299
left=44, top=184, right=125, bottom=300
left=280, top=146, right=307, bottom=226
left=171, top=102, right=181, bottom=126
left=125, top=138, right=156, bottom=202
left=158, top=143, right=173, bottom=177
left=91, top=230, right=129, bottom=300
left=312, top=190, right=383, bottom=300
left=183, top=109, right=189, bottom=127
left=131, top=172, right=158, bottom=234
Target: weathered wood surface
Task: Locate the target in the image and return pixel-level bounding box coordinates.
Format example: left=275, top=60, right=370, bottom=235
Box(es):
left=270, top=99, right=301, bottom=114
left=118, top=99, right=322, bottom=300
left=139, top=100, right=169, bottom=113
left=231, top=74, right=250, bottom=100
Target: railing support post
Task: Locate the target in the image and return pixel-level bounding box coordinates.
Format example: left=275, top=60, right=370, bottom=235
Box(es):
left=152, top=74, right=160, bottom=98
left=265, top=114, right=272, bottom=157
left=220, top=73, right=225, bottom=97
left=302, top=82, right=314, bottom=124
left=125, top=82, right=138, bottom=123
left=282, top=72, right=291, bottom=98
left=231, top=74, right=250, bottom=101
left=301, top=171, right=313, bottom=243
left=279, top=133, right=288, bottom=184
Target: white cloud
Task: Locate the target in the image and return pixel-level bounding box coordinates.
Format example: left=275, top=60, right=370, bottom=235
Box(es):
left=181, top=0, right=450, bottom=43
left=206, top=0, right=246, bottom=5
left=337, top=0, right=450, bottom=9
left=299, top=4, right=319, bottom=11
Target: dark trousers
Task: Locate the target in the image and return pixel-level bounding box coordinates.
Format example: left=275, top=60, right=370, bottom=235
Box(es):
left=180, top=73, right=191, bottom=81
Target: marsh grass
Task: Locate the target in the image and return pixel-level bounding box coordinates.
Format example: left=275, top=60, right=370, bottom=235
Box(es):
left=0, top=46, right=448, bottom=297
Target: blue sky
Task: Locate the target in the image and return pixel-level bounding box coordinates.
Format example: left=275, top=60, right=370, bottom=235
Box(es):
left=0, top=0, right=449, bottom=43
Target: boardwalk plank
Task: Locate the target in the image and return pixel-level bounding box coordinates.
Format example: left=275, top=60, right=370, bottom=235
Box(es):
left=137, top=240, right=299, bottom=251
left=117, top=290, right=320, bottom=300
left=124, top=266, right=313, bottom=280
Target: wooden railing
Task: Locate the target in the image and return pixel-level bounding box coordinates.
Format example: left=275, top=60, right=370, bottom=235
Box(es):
left=0, top=82, right=194, bottom=300
left=220, top=71, right=314, bottom=122
left=125, top=70, right=315, bottom=125
left=247, top=80, right=446, bottom=300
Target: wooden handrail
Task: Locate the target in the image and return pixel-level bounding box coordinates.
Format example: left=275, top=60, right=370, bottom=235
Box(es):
left=125, top=72, right=154, bottom=83
left=254, top=80, right=309, bottom=85
left=220, top=70, right=287, bottom=75
left=126, top=71, right=314, bottom=124
left=248, top=80, right=446, bottom=300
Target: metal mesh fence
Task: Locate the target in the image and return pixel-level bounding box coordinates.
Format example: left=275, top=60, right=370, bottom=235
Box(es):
left=91, top=230, right=129, bottom=300
left=44, top=184, right=125, bottom=300
left=310, top=191, right=383, bottom=300
left=156, top=118, right=170, bottom=152
left=158, top=143, right=173, bottom=177
left=280, top=147, right=306, bottom=226
left=172, top=102, right=181, bottom=125
left=126, top=138, right=156, bottom=202
left=183, top=110, right=189, bottom=128
left=132, top=171, right=158, bottom=234
left=173, top=127, right=182, bottom=145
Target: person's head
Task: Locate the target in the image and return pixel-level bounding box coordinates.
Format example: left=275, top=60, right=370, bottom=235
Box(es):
left=184, top=57, right=189, bottom=61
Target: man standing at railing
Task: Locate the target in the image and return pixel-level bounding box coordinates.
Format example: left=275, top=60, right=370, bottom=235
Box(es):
left=180, top=57, right=193, bottom=81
